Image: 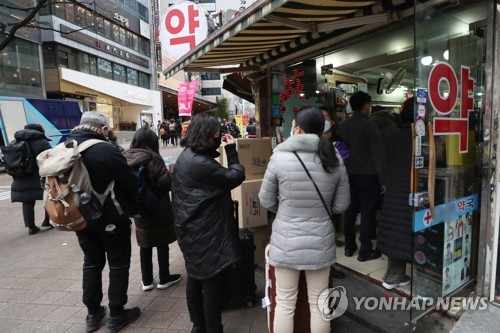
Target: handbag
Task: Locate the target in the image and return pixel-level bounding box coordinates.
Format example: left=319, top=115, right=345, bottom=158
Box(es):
left=293, top=151, right=334, bottom=224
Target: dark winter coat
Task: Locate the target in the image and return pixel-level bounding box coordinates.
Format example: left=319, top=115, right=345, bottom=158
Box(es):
left=370, top=111, right=399, bottom=156
left=123, top=148, right=176, bottom=247
left=172, top=144, right=245, bottom=280
left=11, top=129, right=52, bottom=203
left=68, top=128, right=137, bottom=224
left=377, top=124, right=413, bottom=262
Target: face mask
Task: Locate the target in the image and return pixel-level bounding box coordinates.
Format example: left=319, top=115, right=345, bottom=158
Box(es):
left=323, top=120, right=332, bottom=133
left=213, top=136, right=222, bottom=148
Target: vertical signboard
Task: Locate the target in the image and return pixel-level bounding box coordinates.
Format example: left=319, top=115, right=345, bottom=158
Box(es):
left=153, top=0, right=162, bottom=71
left=178, top=81, right=198, bottom=116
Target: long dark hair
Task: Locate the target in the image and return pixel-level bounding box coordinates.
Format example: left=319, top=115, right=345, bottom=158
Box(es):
left=182, top=113, right=220, bottom=154
left=295, top=107, right=339, bottom=171
left=130, top=127, right=160, bottom=154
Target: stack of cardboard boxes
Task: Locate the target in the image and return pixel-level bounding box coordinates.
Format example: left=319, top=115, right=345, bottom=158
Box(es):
left=223, top=138, right=274, bottom=265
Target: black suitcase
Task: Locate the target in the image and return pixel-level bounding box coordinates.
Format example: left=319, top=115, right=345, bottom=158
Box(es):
left=222, top=201, right=256, bottom=309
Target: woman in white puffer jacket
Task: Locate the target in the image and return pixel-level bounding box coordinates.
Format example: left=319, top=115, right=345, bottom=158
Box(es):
left=259, top=107, right=350, bottom=333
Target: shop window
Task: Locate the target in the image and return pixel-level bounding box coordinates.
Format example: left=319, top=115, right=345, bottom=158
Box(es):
left=52, top=1, right=65, bottom=18
left=201, top=73, right=220, bottom=80
left=113, top=64, right=126, bottom=83
left=43, top=45, right=57, bottom=68
left=119, top=27, right=127, bottom=46
left=96, top=16, right=105, bottom=35
left=138, top=72, right=150, bottom=89
left=125, top=0, right=136, bottom=11
left=89, top=56, right=97, bottom=75
left=68, top=51, right=78, bottom=70
left=139, top=39, right=150, bottom=56
left=127, top=68, right=138, bottom=86
left=86, top=10, right=95, bottom=32
left=138, top=3, right=149, bottom=23
left=78, top=53, right=90, bottom=73
left=201, top=87, right=221, bottom=96
left=65, top=3, right=75, bottom=22
left=58, top=50, right=69, bottom=68
left=104, top=20, right=112, bottom=40
left=112, top=24, right=120, bottom=43
left=126, top=31, right=134, bottom=49
left=75, top=6, right=87, bottom=28
left=132, top=35, right=139, bottom=52
left=97, top=58, right=113, bottom=80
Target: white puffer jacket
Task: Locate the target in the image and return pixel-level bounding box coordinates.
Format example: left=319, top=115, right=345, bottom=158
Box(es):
left=259, top=134, right=350, bottom=270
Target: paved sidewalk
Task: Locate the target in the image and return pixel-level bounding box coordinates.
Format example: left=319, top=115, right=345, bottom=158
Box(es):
left=450, top=303, right=500, bottom=333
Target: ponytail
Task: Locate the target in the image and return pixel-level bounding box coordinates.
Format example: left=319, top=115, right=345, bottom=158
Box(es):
left=318, top=135, right=339, bottom=172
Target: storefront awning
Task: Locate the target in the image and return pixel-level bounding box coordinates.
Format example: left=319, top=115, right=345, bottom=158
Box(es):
left=222, top=73, right=254, bottom=103
left=163, top=0, right=418, bottom=78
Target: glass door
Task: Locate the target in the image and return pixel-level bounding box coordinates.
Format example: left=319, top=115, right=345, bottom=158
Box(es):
left=411, top=1, right=486, bottom=321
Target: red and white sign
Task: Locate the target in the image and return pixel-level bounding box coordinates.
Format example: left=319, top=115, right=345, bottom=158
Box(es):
left=160, top=1, right=208, bottom=59
left=429, top=62, right=475, bottom=153
left=178, top=81, right=198, bottom=116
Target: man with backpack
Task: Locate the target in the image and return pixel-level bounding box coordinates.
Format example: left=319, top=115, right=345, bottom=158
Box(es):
left=67, top=112, right=140, bottom=333
left=5, top=124, right=52, bottom=235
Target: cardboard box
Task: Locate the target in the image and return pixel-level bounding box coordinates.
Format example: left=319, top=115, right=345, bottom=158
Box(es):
left=233, top=179, right=268, bottom=229
left=250, top=224, right=272, bottom=265
left=224, top=138, right=272, bottom=180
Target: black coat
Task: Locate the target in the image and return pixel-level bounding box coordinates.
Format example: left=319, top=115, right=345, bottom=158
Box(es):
left=172, top=144, right=245, bottom=280
left=377, top=124, right=413, bottom=262
left=123, top=148, right=176, bottom=247
left=11, top=129, right=52, bottom=203
left=68, top=129, right=137, bottom=224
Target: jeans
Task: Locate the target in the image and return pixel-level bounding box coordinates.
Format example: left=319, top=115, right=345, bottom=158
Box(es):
left=140, top=245, right=170, bottom=285
left=186, top=271, right=227, bottom=333
left=77, top=219, right=132, bottom=317
left=344, top=175, right=381, bottom=255
left=274, top=267, right=330, bottom=333
left=22, top=202, right=49, bottom=228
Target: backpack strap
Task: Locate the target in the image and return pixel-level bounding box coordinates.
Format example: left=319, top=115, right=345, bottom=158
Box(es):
left=75, top=138, right=124, bottom=215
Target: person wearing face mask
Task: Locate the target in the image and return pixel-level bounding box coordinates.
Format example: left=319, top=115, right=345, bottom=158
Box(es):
left=337, top=91, right=387, bottom=262
left=171, top=113, right=245, bottom=333
left=259, top=107, right=350, bottom=333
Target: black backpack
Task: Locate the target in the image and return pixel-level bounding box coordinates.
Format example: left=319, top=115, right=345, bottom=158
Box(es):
left=130, top=164, right=160, bottom=218
left=1, top=140, right=37, bottom=177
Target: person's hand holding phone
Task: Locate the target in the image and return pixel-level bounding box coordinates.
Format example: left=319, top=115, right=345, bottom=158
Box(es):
left=223, top=134, right=235, bottom=145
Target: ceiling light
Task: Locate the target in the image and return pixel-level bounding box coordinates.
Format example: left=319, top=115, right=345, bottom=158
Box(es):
left=421, top=56, right=433, bottom=66
left=443, top=50, right=449, bottom=60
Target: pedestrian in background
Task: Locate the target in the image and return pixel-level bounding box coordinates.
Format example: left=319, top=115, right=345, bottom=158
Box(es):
left=259, top=107, right=350, bottom=333
left=159, top=121, right=169, bottom=147
left=107, top=129, right=125, bottom=153
left=172, top=113, right=245, bottom=333
left=377, top=97, right=414, bottom=290
left=123, top=127, right=182, bottom=292
left=68, top=112, right=140, bottom=333
left=10, top=124, right=52, bottom=235
left=337, top=91, right=387, bottom=262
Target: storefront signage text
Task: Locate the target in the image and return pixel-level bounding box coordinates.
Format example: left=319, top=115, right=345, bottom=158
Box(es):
left=125, top=90, right=147, bottom=101
left=429, top=62, right=474, bottom=153
left=60, top=25, right=149, bottom=68
left=114, top=13, right=130, bottom=27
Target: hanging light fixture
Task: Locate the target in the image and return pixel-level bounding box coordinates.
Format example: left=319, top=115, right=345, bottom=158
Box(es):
left=421, top=46, right=433, bottom=66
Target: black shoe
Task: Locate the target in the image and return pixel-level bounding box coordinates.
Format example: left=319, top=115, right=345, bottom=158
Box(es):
left=106, top=307, right=141, bottom=333
left=157, top=274, right=182, bottom=290
left=357, top=250, right=382, bottom=262
left=86, top=306, right=106, bottom=333
left=344, top=245, right=358, bottom=257
left=331, top=267, right=346, bottom=279
left=336, top=239, right=345, bottom=247
left=28, top=226, right=40, bottom=235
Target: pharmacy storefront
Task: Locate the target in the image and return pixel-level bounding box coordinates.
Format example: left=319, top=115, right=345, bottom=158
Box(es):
left=59, top=68, right=161, bottom=130
left=164, top=0, right=500, bottom=331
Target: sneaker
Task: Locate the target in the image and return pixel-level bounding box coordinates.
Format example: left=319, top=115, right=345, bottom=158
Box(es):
left=141, top=281, right=154, bottom=291
left=382, top=275, right=411, bottom=290
left=41, top=221, right=54, bottom=230
left=157, top=274, right=182, bottom=290
left=106, top=307, right=141, bottom=333
left=86, top=306, right=106, bottom=333
left=28, top=226, right=40, bottom=235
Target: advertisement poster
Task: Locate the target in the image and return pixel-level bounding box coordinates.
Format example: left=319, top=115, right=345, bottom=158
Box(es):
left=442, top=213, right=472, bottom=295
left=186, top=81, right=198, bottom=115
left=178, top=83, right=188, bottom=116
